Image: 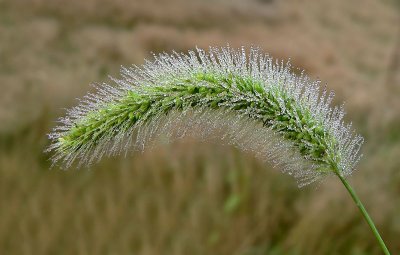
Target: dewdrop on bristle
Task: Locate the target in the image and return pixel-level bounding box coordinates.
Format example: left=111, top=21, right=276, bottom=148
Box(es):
left=47, top=46, right=364, bottom=187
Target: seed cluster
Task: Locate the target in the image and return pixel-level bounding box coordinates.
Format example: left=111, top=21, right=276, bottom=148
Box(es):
left=48, top=46, right=363, bottom=185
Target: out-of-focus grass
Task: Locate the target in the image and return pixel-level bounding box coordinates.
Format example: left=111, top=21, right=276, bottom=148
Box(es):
left=0, top=0, right=399, bottom=254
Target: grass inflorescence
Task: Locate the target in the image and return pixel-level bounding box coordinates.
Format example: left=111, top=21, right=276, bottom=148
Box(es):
left=48, top=46, right=363, bottom=186
left=48, top=46, right=394, bottom=254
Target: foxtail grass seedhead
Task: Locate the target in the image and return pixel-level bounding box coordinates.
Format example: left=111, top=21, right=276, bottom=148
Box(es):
left=48, top=46, right=363, bottom=187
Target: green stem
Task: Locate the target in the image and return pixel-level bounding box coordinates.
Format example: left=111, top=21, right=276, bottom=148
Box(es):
left=337, top=174, right=390, bottom=255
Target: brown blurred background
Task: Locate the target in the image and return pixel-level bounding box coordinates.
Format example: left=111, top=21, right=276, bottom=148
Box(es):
left=0, top=0, right=399, bottom=254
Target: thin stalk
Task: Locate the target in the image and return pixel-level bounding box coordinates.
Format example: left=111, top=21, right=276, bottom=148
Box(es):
left=337, top=174, right=391, bottom=255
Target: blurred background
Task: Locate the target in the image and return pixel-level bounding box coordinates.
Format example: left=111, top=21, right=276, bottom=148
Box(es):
left=0, top=0, right=399, bottom=254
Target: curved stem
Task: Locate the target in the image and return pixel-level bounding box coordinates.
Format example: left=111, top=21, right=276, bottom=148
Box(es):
left=337, top=174, right=391, bottom=255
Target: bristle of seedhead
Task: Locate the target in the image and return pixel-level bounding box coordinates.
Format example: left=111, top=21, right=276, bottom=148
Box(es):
left=47, top=46, right=363, bottom=187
